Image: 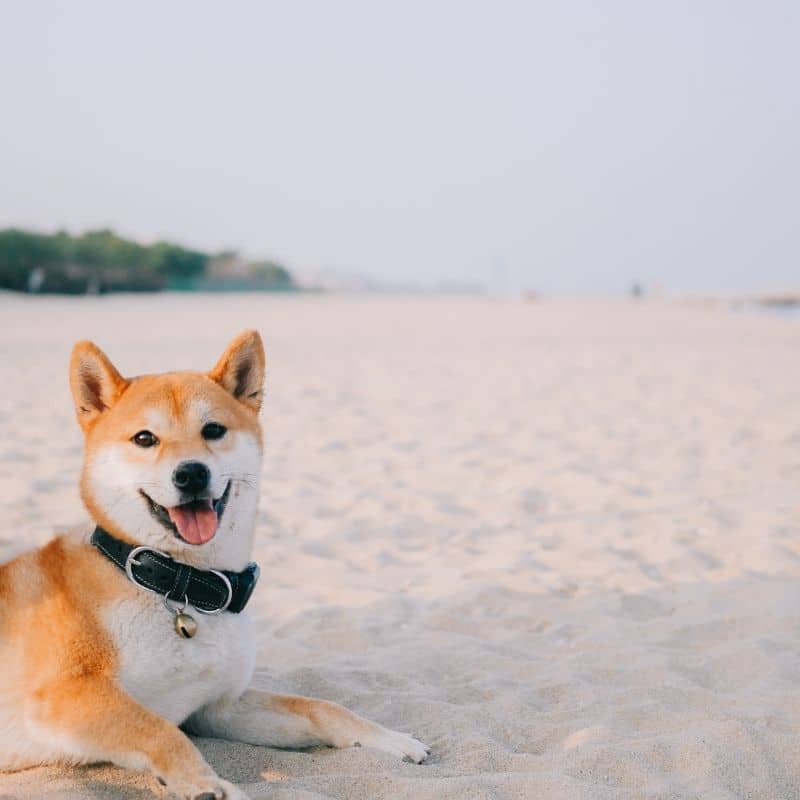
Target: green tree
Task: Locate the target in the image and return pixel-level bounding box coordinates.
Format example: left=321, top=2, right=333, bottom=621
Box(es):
left=0, top=229, right=65, bottom=291
left=70, top=229, right=147, bottom=270
left=147, top=242, right=207, bottom=278
left=249, top=260, right=294, bottom=288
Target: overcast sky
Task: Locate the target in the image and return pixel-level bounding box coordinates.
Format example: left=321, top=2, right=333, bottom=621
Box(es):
left=1, top=1, right=798, bottom=293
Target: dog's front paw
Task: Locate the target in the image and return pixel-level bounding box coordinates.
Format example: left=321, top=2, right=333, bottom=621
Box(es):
left=192, top=783, right=249, bottom=800
left=190, top=782, right=249, bottom=800
left=166, top=773, right=250, bottom=800
left=362, top=727, right=431, bottom=763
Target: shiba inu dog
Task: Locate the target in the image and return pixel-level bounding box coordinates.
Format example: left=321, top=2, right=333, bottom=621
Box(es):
left=0, top=331, right=428, bottom=800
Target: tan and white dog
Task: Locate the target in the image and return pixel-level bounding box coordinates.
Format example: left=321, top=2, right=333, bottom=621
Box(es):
left=0, top=331, right=428, bottom=800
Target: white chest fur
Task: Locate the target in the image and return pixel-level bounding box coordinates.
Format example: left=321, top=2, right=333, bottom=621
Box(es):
left=103, top=591, right=256, bottom=725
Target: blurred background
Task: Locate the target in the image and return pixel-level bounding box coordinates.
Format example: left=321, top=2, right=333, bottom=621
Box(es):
left=1, top=1, right=798, bottom=298
left=3, top=5, right=800, bottom=799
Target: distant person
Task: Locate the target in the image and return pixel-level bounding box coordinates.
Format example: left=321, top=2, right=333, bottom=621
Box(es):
left=27, top=267, right=45, bottom=293
left=631, top=282, right=643, bottom=299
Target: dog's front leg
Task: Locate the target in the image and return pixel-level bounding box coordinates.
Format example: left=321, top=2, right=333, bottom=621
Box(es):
left=188, top=689, right=430, bottom=763
left=28, top=676, right=248, bottom=800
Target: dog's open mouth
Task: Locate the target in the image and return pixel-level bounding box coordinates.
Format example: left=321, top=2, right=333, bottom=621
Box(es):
left=140, top=482, right=231, bottom=546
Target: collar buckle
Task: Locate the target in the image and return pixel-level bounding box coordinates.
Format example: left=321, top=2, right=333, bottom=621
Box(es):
left=124, top=545, right=169, bottom=594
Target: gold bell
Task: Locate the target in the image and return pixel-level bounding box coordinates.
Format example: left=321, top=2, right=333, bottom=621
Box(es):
left=174, top=611, right=198, bottom=639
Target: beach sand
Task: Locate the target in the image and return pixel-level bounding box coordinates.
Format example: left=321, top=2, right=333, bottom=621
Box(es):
left=0, top=293, right=798, bottom=799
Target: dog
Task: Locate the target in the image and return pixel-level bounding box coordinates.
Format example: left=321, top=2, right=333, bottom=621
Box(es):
left=0, top=331, right=428, bottom=799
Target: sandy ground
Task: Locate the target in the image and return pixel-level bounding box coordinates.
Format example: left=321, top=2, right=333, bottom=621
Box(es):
left=0, top=293, right=799, bottom=800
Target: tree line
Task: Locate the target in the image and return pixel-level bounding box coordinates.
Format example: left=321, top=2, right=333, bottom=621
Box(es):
left=0, top=228, right=294, bottom=294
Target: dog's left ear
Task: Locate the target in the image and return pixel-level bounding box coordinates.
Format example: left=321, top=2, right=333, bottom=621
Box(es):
left=209, top=330, right=266, bottom=412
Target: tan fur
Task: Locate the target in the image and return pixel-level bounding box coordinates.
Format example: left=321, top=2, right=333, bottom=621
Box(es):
left=0, top=330, right=428, bottom=800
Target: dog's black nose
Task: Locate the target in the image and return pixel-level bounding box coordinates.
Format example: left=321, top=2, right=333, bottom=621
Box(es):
left=172, top=461, right=210, bottom=495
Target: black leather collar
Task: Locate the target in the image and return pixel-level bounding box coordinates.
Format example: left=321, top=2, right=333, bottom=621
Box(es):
left=90, top=527, right=260, bottom=614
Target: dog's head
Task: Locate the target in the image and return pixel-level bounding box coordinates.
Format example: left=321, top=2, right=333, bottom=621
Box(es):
left=69, top=331, right=265, bottom=569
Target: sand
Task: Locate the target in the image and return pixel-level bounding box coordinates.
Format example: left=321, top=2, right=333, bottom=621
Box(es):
left=0, top=292, right=798, bottom=799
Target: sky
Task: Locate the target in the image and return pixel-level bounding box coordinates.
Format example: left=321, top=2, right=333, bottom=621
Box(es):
left=1, top=1, right=798, bottom=293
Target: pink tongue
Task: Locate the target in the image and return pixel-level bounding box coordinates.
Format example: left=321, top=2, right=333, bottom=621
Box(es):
left=167, top=503, right=218, bottom=545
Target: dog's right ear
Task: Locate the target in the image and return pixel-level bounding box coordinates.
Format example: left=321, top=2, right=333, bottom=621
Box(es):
left=69, top=341, right=128, bottom=431
left=209, top=330, right=266, bottom=412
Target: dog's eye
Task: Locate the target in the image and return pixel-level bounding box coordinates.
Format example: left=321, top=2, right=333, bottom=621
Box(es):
left=202, top=422, right=227, bottom=441
left=132, top=430, right=159, bottom=448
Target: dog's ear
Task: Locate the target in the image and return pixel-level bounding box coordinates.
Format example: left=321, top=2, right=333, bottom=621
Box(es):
left=69, top=341, right=128, bottom=431
left=208, top=330, right=265, bottom=412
